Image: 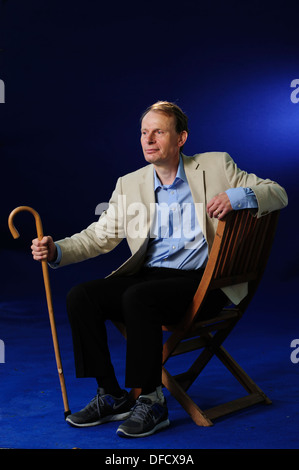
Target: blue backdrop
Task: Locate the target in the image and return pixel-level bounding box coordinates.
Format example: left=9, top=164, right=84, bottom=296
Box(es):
left=0, top=0, right=298, bottom=318
left=1, top=2, right=297, bottom=287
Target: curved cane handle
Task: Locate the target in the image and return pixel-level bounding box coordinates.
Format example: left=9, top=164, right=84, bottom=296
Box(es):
left=8, top=205, right=44, bottom=241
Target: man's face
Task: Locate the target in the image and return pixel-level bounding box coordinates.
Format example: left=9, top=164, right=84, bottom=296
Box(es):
left=141, top=111, right=187, bottom=168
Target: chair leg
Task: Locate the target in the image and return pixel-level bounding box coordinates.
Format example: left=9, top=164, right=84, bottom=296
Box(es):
left=166, top=325, right=239, bottom=393
left=162, top=327, right=271, bottom=426
left=214, top=343, right=272, bottom=403
left=162, top=366, right=213, bottom=427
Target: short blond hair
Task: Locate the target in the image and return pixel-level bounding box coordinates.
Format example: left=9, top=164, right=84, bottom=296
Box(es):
left=141, top=101, right=189, bottom=135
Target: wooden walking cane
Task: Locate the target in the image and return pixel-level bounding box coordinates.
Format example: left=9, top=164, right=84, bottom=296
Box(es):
left=8, top=206, right=71, bottom=419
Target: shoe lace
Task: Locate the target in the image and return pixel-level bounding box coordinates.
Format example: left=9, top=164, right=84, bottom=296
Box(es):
left=94, top=392, right=117, bottom=416
left=85, top=394, right=101, bottom=415
left=96, top=394, right=108, bottom=416
left=130, top=398, right=152, bottom=423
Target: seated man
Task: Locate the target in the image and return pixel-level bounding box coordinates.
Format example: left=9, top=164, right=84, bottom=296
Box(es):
left=31, top=101, right=288, bottom=438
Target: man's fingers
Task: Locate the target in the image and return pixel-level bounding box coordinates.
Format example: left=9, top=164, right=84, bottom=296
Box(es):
left=31, top=236, right=50, bottom=260
left=207, top=192, right=232, bottom=219
left=207, top=199, right=222, bottom=218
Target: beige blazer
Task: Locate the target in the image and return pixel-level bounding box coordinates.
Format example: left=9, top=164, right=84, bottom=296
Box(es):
left=56, top=152, right=288, bottom=304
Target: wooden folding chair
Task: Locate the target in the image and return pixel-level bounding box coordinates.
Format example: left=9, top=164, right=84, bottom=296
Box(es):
left=161, top=209, right=280, bottom=426
left=114, top=209, right=280, bottom=426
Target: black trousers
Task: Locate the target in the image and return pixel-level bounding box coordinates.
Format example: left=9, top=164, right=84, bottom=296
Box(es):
left=66, top=267, right=228, bottom=392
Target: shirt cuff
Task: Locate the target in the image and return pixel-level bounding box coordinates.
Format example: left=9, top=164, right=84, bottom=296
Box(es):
left=48, top=243, right=62, bottom=268
left=225, top=187, right=258, bottom=210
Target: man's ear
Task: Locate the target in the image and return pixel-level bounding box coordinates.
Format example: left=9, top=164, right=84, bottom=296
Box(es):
left=178, top=131, right=188, bottom=148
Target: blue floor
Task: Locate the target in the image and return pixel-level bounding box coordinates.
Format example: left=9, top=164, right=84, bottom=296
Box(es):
left=1, top=251, right=299, bottom=452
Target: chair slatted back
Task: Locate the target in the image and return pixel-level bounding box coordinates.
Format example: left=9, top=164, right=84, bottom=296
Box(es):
left=204, top=210, right=279, bottom=293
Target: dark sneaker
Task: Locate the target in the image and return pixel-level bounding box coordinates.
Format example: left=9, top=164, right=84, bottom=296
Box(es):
left=116, top=396, right=170, bottom=438
left=66, top=389, right=134, bottom=428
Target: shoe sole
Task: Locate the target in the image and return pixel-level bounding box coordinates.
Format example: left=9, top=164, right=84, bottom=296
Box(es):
left=116, top=418, right=170, bottom=438
left=66, top=411, right=132, bottom=428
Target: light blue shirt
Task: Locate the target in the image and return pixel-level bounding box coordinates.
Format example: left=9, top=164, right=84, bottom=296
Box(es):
left=144, top=156, right=257, bottom=270
left=51, top=157, right=258, bottom=268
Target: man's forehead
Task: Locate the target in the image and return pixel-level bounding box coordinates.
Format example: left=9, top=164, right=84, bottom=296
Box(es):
left=141, top=110, right=175, bottom=128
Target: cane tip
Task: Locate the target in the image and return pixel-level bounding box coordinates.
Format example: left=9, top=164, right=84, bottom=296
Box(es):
left=64, top=410, right=72, bottom=420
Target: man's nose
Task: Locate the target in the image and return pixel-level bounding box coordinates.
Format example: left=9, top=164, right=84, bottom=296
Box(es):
left=147, top=132, right=155, bottom=144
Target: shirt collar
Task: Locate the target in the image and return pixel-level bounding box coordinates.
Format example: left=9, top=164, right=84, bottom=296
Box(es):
left=153, top=155, right=186, bottom=190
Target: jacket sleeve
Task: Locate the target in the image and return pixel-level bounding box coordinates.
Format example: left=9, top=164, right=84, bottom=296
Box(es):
left=223, top=153, right=288, bottom=217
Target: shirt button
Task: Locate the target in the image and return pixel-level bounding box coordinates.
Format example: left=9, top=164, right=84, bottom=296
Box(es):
left=172, top=245, right=176, bottom=250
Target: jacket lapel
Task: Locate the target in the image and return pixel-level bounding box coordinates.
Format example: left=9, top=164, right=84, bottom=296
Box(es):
left=139, top=164, right=156, bottom=233
left=182, top=154, right=207, bottom=241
